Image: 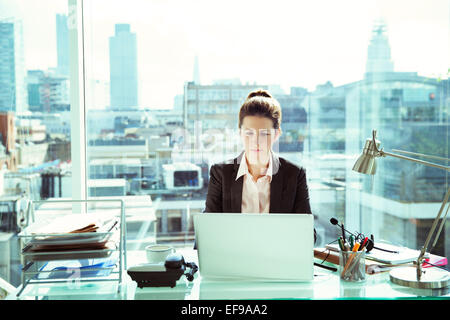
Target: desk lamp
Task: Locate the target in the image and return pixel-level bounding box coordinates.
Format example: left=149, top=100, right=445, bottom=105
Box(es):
left=353, top=130, right=449, bottom=289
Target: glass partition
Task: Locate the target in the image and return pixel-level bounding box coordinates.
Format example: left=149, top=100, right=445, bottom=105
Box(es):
left=0, top=0, right=448, bottom=290
left=82, top=0, right=449, bottom=262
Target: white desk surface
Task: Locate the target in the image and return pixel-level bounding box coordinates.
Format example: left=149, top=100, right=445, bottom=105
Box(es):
left=10, top=247, right=450, bottom=300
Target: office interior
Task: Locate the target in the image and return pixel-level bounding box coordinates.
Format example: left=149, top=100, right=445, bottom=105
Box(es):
left=0, top=0, right=448, bottom=300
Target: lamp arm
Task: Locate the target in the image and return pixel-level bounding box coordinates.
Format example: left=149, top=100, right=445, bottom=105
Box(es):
left=379, top=150, right=450, bottom=172
left=371, top=130, right=450, bottom=171
left=415, top=185, right=450, bottom=280
left=380, top=150, right=450, bottom=278
left=432, top=202, right=450, bottom=249
left=391, top=149, right=450, bottom=163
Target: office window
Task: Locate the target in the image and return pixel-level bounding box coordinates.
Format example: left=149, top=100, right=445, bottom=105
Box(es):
left=1, top=0, right=448, bottom=288
left=81, top=0, right=449, bottom=261
left=0, top=0, right=73, bottom=286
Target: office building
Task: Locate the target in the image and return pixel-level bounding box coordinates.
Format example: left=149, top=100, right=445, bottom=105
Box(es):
left=0, top=112, right=17, bottom=172
left=56, top=14, right=69, bottom=77
left=109, top=24, right=138, bottom=109
left=26, top=70, right=44, bottom=111
left=0, top=19, right=28, bottom=114
left=273, top=89, right=308, bottom=153
left=182, top=81, right=268, bottom=161
left=15, top=111, right=71, bottom=138
left=183, top=80, right=268, bottom=132
left=307, top=81, right=349, bottom=156
left=26, top=70, right=70, bottom=113
left=40, top=73, right=70, bottom=112
left=88, top=137, right=149, bottom=160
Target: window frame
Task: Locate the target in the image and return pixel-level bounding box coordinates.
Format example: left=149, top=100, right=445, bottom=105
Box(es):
left=68, top=0, right=87, bottom=200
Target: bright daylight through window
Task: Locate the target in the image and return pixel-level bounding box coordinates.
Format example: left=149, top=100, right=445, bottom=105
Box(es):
left=0, top=0, right=448, bottom=289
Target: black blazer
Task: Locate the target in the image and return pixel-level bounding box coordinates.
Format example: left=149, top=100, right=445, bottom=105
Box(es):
left=203, top=151, right=316, bottom=243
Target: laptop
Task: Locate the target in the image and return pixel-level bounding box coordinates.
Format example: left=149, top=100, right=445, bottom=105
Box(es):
left=193, top=213, right=314, bottom=281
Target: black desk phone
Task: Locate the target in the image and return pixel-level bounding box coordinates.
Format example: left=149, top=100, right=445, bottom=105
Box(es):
left=127, top=253, right=198, bottom=288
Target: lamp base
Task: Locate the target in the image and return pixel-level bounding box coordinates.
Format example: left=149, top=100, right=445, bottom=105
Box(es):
left=389, top=266, right=449, bottom=289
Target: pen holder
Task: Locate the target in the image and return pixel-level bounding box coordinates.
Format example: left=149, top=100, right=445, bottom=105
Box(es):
left=339, top=249, right=366, bottom=282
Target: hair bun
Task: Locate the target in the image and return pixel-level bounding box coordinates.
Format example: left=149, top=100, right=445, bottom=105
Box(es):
left=247, top=89, right=272, bottom=99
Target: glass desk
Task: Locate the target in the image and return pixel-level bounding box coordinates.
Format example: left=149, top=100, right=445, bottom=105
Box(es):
left=10, top=247, right=450, bottom=300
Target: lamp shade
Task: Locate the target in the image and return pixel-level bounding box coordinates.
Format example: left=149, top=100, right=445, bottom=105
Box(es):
left=352, top=138, right=380, bottom=175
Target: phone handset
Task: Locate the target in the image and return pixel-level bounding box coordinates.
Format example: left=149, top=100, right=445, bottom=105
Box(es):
left=164, top=253, right=198, bottom=282
left=127, top=252, right=199, bottom=288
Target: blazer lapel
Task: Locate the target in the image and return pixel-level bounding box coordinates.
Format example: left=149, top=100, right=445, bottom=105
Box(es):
left=270, top=152, right=283, bottom=213
left=230, top=152, right=244, bottom=213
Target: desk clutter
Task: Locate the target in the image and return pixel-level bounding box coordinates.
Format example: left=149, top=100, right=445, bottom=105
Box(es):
left=315, top=242, right=447, bottom=276
left=317, top=218, right=449, bottom=277
left=16, top=199, right=127, bottom=298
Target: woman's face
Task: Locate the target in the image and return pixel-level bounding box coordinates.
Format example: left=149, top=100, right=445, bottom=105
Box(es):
left=240, top=115, right=281, bottom=167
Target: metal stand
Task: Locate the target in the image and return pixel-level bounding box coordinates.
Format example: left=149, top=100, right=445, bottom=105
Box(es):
left=390, top=266, right=449, bottom=289
left=16, top=199, right=127, bottom=298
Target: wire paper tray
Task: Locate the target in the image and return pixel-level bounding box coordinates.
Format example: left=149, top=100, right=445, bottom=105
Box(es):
left=32, top=257, right=118, bottom=280
left=16, top=199, right=127, bottom=298
left=18, top=213, right=119, bottom=240
left=22, top=232, right=113, bottom=245
left=22, top=241, right=117, bottom=261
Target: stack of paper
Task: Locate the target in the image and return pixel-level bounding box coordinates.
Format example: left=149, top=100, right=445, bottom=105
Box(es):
left=23, top=214, right=118, bottom=261
left=29, top=214, right=108, bottom=235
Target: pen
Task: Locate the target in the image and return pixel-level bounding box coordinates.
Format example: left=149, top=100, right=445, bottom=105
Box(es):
left=338, top=237, right=344, bottom=251
left=349, top=235, right=354, bottom=249
left=341, top=223, right=346, bottom=243
left=359, top=237, right=368, bottom=251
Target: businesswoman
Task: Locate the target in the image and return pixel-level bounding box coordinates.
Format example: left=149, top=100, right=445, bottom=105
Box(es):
left=204, top=89, right=316, bottom=243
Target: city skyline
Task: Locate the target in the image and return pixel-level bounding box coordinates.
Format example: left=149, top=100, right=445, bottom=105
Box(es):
left=0, top=0, right=449, bottom=109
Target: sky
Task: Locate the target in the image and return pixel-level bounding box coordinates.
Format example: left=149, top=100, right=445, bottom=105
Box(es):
left=1, top=0, right=449, bottom=108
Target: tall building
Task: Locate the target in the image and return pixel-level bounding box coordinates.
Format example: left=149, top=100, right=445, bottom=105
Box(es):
left=365, top=19, right=394, bottom=75
left=56, top=14, right=69, bottom=77
left=0, top=19, right=28, bottom=114
left=109, top=24, right=138, bottom=109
